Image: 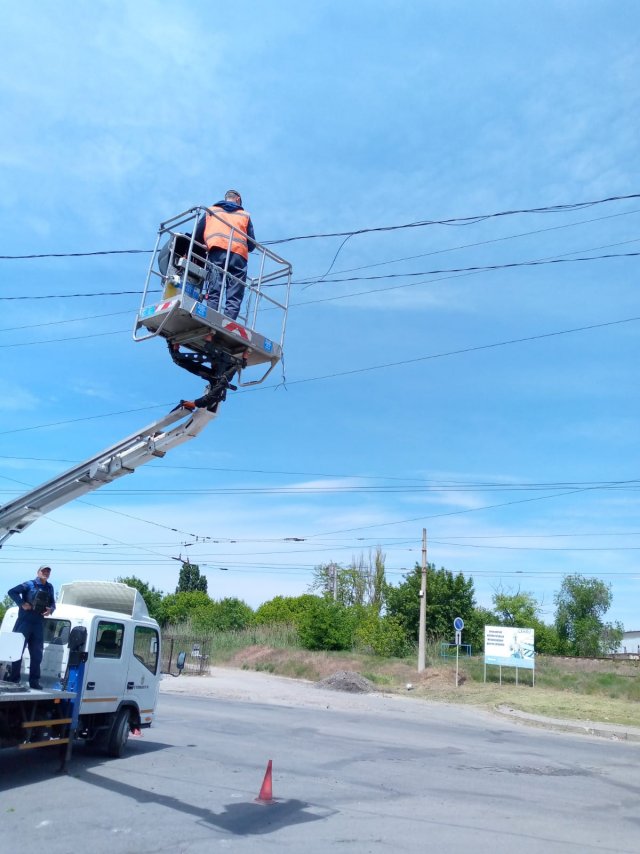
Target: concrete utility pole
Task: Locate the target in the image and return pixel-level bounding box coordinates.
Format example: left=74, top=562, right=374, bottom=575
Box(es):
left=418, top=528, right=427, bottom=672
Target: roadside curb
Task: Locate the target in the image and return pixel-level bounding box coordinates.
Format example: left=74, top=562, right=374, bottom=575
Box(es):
left=495, top=704, right=640, bottom=742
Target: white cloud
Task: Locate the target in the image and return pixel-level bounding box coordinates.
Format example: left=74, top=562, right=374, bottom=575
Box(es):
left=0, top=382, right=39, bottom=412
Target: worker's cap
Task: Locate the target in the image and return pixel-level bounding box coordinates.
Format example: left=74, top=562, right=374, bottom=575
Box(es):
left=225, top=189, right=242, bottom=205
left=38, top=565, right=52, bottom=573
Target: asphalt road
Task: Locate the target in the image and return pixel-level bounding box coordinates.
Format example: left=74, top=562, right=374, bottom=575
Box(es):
left=1, top=689, right=639, bottom=853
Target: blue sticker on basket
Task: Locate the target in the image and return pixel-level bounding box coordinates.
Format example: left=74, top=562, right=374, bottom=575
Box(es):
left=263, top=339, right=273, bottom=352
left=194, top=303, right=207, bottom=318
left=140, top=306, right=156, bottom=318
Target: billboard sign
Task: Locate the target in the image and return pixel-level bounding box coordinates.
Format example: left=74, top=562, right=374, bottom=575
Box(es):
left=484, top=625, right=535, bottom=670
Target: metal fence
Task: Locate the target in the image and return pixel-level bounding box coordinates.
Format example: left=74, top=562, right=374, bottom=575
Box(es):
left=161, top=635, right=211, bottom=676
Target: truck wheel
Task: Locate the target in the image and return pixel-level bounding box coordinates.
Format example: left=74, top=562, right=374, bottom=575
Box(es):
left=107, top=708, right=131, bottom=758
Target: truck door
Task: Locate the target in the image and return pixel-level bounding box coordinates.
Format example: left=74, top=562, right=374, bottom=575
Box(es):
left=127, top=625, right=161, bottom=725
left=42, top=617, right=72, bottom=685
left=81, top=619, right=127, bottom=715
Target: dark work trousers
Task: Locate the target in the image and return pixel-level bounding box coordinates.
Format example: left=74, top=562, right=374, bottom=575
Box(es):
left=11, top=613, right=44, bottom=684
left=205, top=248, right=248, bottom=321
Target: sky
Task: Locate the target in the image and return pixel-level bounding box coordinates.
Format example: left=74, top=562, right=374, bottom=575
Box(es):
left=1, top=1, right=639, bottom=634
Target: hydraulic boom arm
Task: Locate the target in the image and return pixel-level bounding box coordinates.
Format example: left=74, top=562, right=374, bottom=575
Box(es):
left=0, top=403, right=217, bottom=548
left=0, top=205, right=293, bottom=551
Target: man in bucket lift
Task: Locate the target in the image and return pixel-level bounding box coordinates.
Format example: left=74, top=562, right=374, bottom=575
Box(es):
left=202, top=190, right=255, bottom=321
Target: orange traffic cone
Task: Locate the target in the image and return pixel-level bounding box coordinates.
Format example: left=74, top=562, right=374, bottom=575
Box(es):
left=254, top=759, right=276, bottom=805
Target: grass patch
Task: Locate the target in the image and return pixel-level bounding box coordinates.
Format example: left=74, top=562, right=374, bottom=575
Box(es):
left=362, top=672, right=394, bottom=686
left=252, top=662, right=275, bottom=674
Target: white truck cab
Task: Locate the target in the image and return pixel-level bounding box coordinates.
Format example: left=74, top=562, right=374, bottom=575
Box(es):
left=0, top=580, right=161, bottom=756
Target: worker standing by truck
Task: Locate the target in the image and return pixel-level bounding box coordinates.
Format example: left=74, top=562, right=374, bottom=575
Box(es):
left=7, top=565, right=56, bottom=689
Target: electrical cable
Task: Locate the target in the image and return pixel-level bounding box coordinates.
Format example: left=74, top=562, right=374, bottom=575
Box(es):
left=262, top=192, right=640, bottom=244
left=1, top=191, right=638, bottom=260
left=0, top=290, right=141, bottom=301
left=4, top=453, right=639, bottom=491
left=305, top=207, right=640, bottom=279
left=3, top=481, right=640, bottom=497
left=1, top=313, right=638, bottom=436
left=262, top=315, right=640, bottom=389
left=0, top=330, right=124, bottom=349
left=293, top=249, right=640, bottom=287
left=0, top=250, right=151, bottom=260
left=0, top=310, right=131, bottom=333
left=430, top=539, right=640, bottom=552
left=303, top=485, right=607, bottom=538
left=1, top=248, right=638, bottom=303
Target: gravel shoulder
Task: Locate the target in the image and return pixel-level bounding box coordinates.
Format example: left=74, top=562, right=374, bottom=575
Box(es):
left=161, top=667, right=417, bottom=714
left=160, top=666, right=640, bottom=742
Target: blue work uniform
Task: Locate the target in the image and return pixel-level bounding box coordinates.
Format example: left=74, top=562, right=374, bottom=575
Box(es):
left=7, top=578, right=56, bottom=685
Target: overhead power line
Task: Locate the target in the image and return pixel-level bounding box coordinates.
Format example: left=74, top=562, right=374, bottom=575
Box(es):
left=273, top=315, right=640, bottom=389
left=308, top=207, right=640, bottom=279
left=1, top=192, right=638, bottom=260
left=0, top=313, right=638, bottom=436
left=294, top=248, right=640, bottom=287
left=263, top=192, right=640, bottom=244
left=2, top=453, right=638, bottom=491
left=5, top=462, right=640, bottom=554
left=1, top=248, right=638, bottom=302
left=0, top=310, right=131, bottom=333
left=430, top=538, right=640, bottom=552
left=0, top=250, right=151, bottom=261
left=0, top=330, right=124, bottom=349
left=304, top=485, right=612, bottom=538
left=3, top=481, right=639, bottom=498
left=0, top=291, right=141, bottom=301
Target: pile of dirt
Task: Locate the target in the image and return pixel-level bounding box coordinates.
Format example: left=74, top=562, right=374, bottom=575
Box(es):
left=317, top=670, right=376, bottom=694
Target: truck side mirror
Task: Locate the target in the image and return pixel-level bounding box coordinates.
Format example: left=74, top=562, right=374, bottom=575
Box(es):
left=176, top=652, right=186, bottom=672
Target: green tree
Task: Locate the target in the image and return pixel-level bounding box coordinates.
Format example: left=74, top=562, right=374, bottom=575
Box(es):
left=158, top=590, right=213, bottom=626
left=355, top=612, right=410, bottom=657
left=370, top=547, right=387, bottom=615
left=309, top=547, right=388, bottom=610
left=116, top=575, right=164, bottom=621
left=554, top=574, right=623, bottom=656
left=157, top=591, right=254, bottom=632
left=176, top=561, right=208, bottom=594
left=490, top=589, right=561, bottom=654
left=254, top=594, right=319, bottom=626
left=466, top=605, right=499, bottom=652
left=492, top=589, right=540, bottom=626
left=209, top=597, right=254, bottom=631
left=296, top=597, right=359, bottom=651
left=533, top=621, right=562, bottom=655
left=386, top=563, right=477, bottom=645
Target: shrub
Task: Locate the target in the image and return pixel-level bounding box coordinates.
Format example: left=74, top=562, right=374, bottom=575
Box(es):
left=355, top=614, right=411, bottom=657
left=297, top=597, right=358, bottom=651
left=254, top=594, right=319, bottom=626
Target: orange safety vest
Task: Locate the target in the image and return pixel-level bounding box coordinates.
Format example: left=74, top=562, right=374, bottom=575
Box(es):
left=203, top=206, right=251, bottom=260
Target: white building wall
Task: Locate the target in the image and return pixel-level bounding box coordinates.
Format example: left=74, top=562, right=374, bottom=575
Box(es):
left=616, top=630, right=640, bottom=654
